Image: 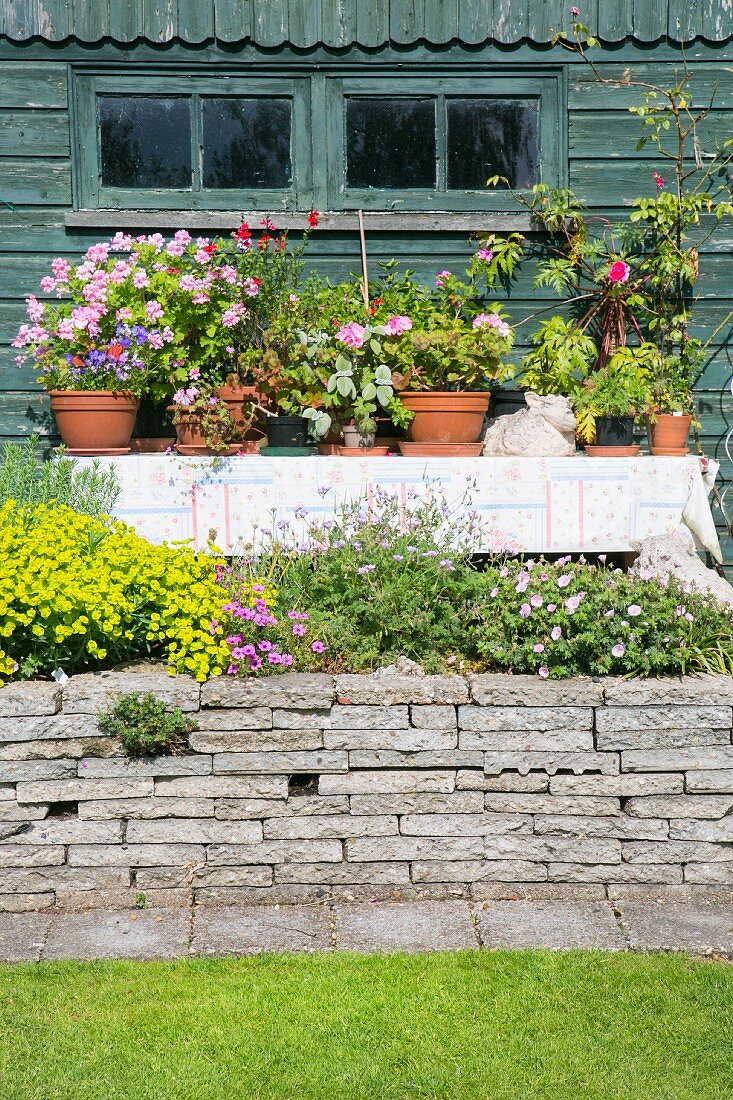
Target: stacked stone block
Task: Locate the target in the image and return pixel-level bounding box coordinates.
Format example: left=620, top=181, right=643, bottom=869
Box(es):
left=0, top=668, right=732, bottom=910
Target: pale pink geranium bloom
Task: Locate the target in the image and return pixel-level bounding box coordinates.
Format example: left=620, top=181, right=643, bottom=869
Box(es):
left=611, top=643, right=625, bottom=658
left=384, top=315, right=413, bottom=336
left=166, top=239, right=186, bottom=257
left=519, top=603, right=532, bottom=618
left=436, top=270, right=452, bottom=287
left=538, top=666, right=550, bottom=679
left=242, top=278, right=260, bottom=297
left=336, top=322, right=366, bottom=348
left=530, top=594, right=543, bottom=608
left=627, top=604, right=642, bottom=617
left=533, top=643, right=545, bottom=653
left=55, top=318, right=75, bottom=340
left=145, top=299, right=164, bottom=320
left=551, top=625, right=562, bottom=641
left=51, top=257, right=71, bottom=280
left=85, top=243, right=109, bottom=264
left=608, top=260, right=630, bottom=284
left=25, top=296, right=44, bottom=322
left=147, top=332, right=164, bottom=349
left=472, top=312, right=510, bottom=337
left=39, top=276, right=57, bottom=293
left=174, top=229, right=192, bottom=244
left=132, top=270, right=149, bottom=288
left=477, top=248, right=493, bottom=261
left=173, top=386, right=198, bottom=406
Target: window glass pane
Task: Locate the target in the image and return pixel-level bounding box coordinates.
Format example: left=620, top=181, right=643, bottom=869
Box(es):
left=346, top=98, right=436, bottom=189
left=446, top=99, right=539, bottom=190
left=202, top=98, right=292, bottom=189
left=99, top=96, right=191, bottom=188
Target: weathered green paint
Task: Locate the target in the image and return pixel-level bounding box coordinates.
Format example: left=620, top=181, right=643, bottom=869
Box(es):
left=2, top=0, right=732, bottom=45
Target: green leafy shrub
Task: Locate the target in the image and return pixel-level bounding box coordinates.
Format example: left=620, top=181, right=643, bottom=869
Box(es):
left=0, top=437, right=120, bottom=517
left=237, top=487, right=516, bottom=673
left=473, top=556, right=733, bottom=678
left=98, top=692, right=197, bottom=757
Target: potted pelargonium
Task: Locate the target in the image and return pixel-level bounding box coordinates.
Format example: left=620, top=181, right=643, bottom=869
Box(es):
left=302, top=319, right=407, bottom=454
left=646, top=343, right=700, bottom=456
left=352, top=265, right=516, bottom=452
left=573, top=344, right=655, bottom=455
left=12, top=263, right=168, bottom=453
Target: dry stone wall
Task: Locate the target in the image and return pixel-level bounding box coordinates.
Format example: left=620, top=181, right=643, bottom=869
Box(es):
left=0, top=668, right=732, bottom=911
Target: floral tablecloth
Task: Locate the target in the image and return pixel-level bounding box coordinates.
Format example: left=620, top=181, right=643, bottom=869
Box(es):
left=76, top=454, right=722, bottom=560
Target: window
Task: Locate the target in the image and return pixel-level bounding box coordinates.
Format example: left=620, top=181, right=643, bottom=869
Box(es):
left=73, top=69, right=563, bottom=214
left=326, top=75, right=561, bottom=211
left=74, top=74, right=309, bottom=210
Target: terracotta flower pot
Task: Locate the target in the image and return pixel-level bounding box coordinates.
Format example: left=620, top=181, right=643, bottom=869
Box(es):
left=49, top=390, right=139, bottom=454
left=173, top=409, right=208, bottom=450
left=651, top=413, right=692, bottom=456
left=398, top=391, right=490, bottom=444
left=215, top=383, right=260, bottom=434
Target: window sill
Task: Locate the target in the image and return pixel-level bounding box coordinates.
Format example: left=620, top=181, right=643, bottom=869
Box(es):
left=64, top=210, right=533, bottom=232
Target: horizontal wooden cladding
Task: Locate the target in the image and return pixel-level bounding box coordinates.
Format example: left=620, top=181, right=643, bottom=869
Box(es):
left=569, top=111, right=733, bottom=158
left=1, top=0, right=733, bottom=46
left=0, top=110, right=69, bottom=156
left=0, top=62, right=67, bottom=109
left=0, top=158, right=71, bottom=204
left=570, top=64, right=733, bottom=111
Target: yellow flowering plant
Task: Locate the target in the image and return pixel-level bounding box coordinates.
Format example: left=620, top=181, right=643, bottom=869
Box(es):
left=0, top=502, right=234, bottom=682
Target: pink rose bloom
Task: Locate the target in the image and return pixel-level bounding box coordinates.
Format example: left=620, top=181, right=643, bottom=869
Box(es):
left=336, top=322, right=366, bottom=348
left=608, top=260, right=630, bottom=284
left=384, top=315, right=413, bottom=336
left=436, top=270, right=452, bottom=287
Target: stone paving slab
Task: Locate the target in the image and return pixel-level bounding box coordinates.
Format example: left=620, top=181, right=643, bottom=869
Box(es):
left=191, top=904, right=331, bottom=955
left=620, top=902, right=733, bottom=955
left=0, top=912, right=52, bottom=962
left=333, top=900, right=477, bottom=952
left=42, top=907, right=191, bottom=961
left=0, top=901, right=730, bottom=961
left=475, top=900, right=626, bottom=951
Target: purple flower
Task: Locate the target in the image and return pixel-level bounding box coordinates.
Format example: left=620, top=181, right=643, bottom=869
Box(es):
left=550, top=626, right=562, bottom=641
left=547, top=603, right=556, bottom=613
left=557, top=575, right=571, bottom=588
left=292, top=623, right=306, bottom=636
left=357, top=564, right=376, bottom=575
left=311, top=640, right=325, bottom=653
left=519, top=603, right=532, bottom=618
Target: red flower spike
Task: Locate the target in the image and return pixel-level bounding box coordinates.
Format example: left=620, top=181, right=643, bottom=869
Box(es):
left=203, top=243, right=217, bottom=256
left=307, top=210, right=320, bottom=228
left=260, top=217, right=276, bottom=231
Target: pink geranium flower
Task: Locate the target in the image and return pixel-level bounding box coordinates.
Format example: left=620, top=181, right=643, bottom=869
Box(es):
left=608, top=260, right=630, bottom=284
left=336, top=322, right=366, bottom=348
left=384, top=315, right=413, bottom=336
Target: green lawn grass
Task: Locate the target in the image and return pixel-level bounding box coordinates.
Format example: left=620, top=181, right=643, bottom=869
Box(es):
left=0, top=951, right=731, bottom=1099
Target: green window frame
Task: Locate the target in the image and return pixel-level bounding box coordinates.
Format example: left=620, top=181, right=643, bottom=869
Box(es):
left=322, top=73, right=564, bottom=212
left=72, top=69, right=564, bottom=215
left=72, top=72, right=311, bottom=210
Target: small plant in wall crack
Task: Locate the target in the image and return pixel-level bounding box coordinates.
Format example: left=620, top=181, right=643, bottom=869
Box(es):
left=98, top=691, right=197, bottom=758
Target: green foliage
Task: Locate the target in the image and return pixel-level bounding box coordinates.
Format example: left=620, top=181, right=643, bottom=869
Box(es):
left=518, top=318, right=595, bottom=402
left=0, top=437, right=120, bottom=517
left=474, top=557, right=733, bottom=679
left=98, top=691, right=197, bottom=758
left=0, top=502, right=232, bottom=683
left=573, top=344, right=658, bottom=439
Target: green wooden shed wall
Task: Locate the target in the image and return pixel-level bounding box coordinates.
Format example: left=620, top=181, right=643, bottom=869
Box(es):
left=1, top=1, right=732, bottom=559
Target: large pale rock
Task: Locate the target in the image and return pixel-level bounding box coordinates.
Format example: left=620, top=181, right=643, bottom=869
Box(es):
left=201, top=674, right=333, bottom=710
left=335, top=673, right=468, bottom=705
left=629, top=533, right=733, bottom=607
left=0, top=682, right=61, bottom=718
left=482, top=393, right=576, bottom=457
left=63, top=668, right=201, bottom=713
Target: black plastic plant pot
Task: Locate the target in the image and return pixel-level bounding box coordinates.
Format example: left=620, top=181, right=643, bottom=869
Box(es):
left=266, top=415, right=309, bottom=449
left=490, top=388, right=528, bottom=419
left=595, top=415, right=635, bottom=447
